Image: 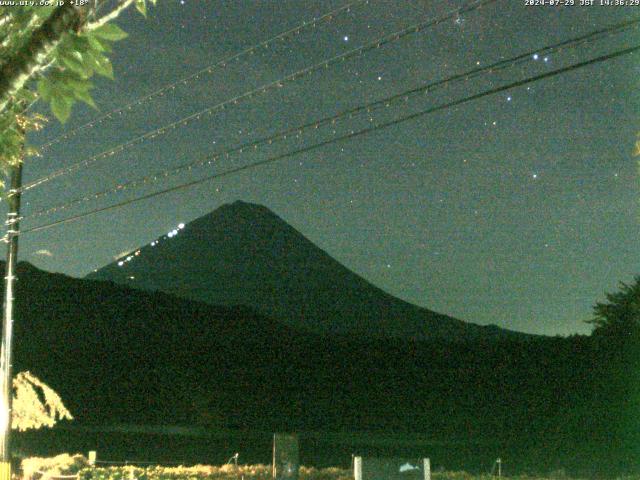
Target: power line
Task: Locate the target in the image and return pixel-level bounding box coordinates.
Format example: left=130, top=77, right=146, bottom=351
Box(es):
left=19, top=43, right=640, bottom=236
left=35, top=0, right=372, bottom=153
left=20, top=0, right=498, bottom=193
left=21, top=17, right=640, bottom=223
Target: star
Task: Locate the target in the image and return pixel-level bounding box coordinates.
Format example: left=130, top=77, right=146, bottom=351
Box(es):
left=507, top=96, right=512, bottom=102
left=533, top=54, right=539, bottom=60
left=343, top=35, right=349, bottom=42
left=532, top=173, right=538, bottom=179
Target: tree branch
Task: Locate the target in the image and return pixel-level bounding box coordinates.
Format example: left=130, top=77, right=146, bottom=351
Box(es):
left=0, top=14, right=40, bottom=51
left=85, top=0, right=135, bottom=30
left=0, top=3, right=94, bottom=114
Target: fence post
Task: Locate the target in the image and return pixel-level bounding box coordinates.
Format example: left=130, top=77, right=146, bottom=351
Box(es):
left=88, top=452, right=96, bottom=467
left=353, top=457, right=362, bottom=480
left=423, top=458, right=430, bottom=480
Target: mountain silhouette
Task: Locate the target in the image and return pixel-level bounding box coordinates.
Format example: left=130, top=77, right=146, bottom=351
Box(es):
left=1, top=262, right=632, bottom=474
left=88, top=200, right=527, bottom=341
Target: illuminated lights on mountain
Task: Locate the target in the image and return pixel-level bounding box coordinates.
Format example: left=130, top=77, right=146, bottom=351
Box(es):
left=116, top=222, right=184, bottom=266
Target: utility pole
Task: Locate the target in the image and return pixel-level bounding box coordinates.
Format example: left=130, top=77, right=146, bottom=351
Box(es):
left=0, top=158, right=23, bottom=480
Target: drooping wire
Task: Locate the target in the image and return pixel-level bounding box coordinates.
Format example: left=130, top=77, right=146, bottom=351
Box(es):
left=20, top=17, right=640, bottom=223
left=35, top=0, right=372, bottom=153
left=20, top=0, right=498, bottom=194
left=18, top=43, right=640, bottom=236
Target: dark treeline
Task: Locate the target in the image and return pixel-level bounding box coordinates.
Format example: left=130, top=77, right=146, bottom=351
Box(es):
left=7, top=263, right=640, bottom=476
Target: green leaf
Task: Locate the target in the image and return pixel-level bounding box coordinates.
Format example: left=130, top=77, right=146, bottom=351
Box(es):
left=61, top=52, right=91, bottom=78
left=85, top=33, right=112, bottom=53
left=69, top=34, right=91, bottom=52
left=74, top=88, right=97, bottom=109
left=36, top=78, right=53, bottom=102
left=61, top=74, right=93, bottom=93
left=136, top=0, right=147, bottom=17
left=47, top=71, right=75, bottom=97
left=91, top=23, right=128, bottom=42
left=90, top=53, right=114, bottom=79
left=50, top=95, right=73, bottom=123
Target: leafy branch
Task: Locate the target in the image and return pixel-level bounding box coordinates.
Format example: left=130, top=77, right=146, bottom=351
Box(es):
left=0, top=0, right=156, bottom=175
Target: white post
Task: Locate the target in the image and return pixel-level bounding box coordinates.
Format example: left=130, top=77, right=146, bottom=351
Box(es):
left=423, top=458, right=430, bottom=480
left=497, top=458, right=501, bottom=478
left=88, top=451, right=96, bottom=467
left=353, top=456, right=362, bottom=480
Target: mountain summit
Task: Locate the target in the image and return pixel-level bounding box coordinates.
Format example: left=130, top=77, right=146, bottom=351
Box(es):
left=88, top=200, right=525, bottom=341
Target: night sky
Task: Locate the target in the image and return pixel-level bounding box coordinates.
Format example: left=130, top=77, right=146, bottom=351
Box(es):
left=12, top=0, right=639, bottom=336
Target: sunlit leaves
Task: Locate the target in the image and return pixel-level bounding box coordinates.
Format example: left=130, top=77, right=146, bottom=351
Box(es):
left=136, top=0, right=148, bottom=17
left=12, top=371, right=72, bottom=431
left=135, top=0, right=157, bottom=17
left=22, top=454, right=89, bottom=480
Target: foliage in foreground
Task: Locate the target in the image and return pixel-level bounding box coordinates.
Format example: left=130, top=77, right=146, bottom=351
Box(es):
left=12, top=371, right=72, bottom=431
left=77, top=464, right=351, bottom=480
left=0, top=0, right=157, bottom=182
left=20, top=459, right=640, bottom=480
left=23, top=453, right=89, bottom=480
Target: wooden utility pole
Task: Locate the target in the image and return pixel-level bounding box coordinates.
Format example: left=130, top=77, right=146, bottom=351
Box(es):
left=0, top=159, right=23, bottom=480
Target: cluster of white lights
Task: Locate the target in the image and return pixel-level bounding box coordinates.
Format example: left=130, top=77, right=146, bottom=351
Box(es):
left=117, top=222, right=185, bottom=267
left=117, top=250, right=141, bottom=267
left=168, top=223, right=186, bottom=238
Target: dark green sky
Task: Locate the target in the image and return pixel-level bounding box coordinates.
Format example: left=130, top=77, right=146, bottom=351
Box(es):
left=15, top=0, right=640, bottom=336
